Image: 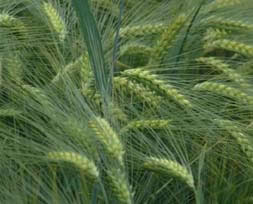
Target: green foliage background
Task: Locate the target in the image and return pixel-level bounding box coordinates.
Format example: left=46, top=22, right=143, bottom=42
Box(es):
left=0, top=0, right=253, bottom=203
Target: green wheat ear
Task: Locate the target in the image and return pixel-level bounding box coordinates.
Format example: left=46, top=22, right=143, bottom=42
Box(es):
left=204, top=39, right=253, bottom=57
left=216, top=119, right=253, bottom=163
left=193, top=81, right=253, bottom=105
left=119, top=23, right=167, bottom=39
left=206, top=17, right=253, bottom=31
left=143, top=156, right=195, bottom=189
left=47, top=151, right=99, bottom=180
left=122, top=68, right=192, bottom=108
left=113, top=76, right=163, bottom=107
left=152, top=14, right=187, bottom=63
left=122, top=119, right=171, bottom=133
left=0, top=13, right=26, bottom=31
left=41, top=1, right=67, bottom=41
left=209, top=0, right=245, bottom=8
left=89, top=117, right=125, bottom=165
left=203, top=28, right=229, bottom=42
left=107, top=168, right=133, bottom=204
left=196, top=57, right=248, bottom=87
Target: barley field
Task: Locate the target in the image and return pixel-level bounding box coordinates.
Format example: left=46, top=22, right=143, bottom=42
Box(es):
left=0, top=0, right=253, bottom=203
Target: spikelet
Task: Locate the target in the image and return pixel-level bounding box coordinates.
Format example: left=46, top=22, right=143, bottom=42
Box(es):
left=82, top=88, right=102, bottom=107
left=143, top=157, right=194, bottom=189
left=120, top=43, right=153, bottom=57
left=107, top=168, right=133, bottom=204
left=113, top=76, right=162, bottom=107
left=108, top=102, right=128, bottom=123
left=203, top=28, right=228, bottom=44
left=204, top=39, right=253, bottom=57
left=206, top=17, right=253, bottom=30
left=196, top=57, right=248, bottom=87
left=214, top=0, right=242, bottom=5
left=119, top=23, right=167, bottom=39
left=42, top=2, right=67, bottom=41
left=123, top=119, right=171, bottom=132
left=193, top=82, right=253, bottom=105
left=153, top=14, right=187, bottom=62
left=207, top=0, right=243, bottom=10
left=216, top=119, right=253, bottom=162
left=122, top=68, right=192, bottom=108
left=89, top=117, right=125, bottom=165
left=48, top=151, right=99, bottom=180
left=0, top=13, right=27, bottom=35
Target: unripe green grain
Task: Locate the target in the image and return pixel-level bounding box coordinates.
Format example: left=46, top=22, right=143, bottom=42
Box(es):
left=216, top=119, right=253, bottom=162
left=113, top=76, right=162, bottom=107
left=89, top=117, right=125, bottom=165
left=196, top=57, right=248, bottom=87
left=124, top=119, right=171, bottom=131
left=107, top=168, right=133, bottom=204
left=203, top=28, right=229, bottom=42
left=48, top=151, right=99, bottom=180
left=122, top=68, right=192, bottom=108
left=204, top=39, right=253, bottom=57
left=193, top=82, right=253, bottom=105
left=0, top=13, right=26, bottom=30
left=143, top=156, right=194, bottom=189
left=153, top=14, right=187, bottom=62
left=119, top=23, right=167, bottom=39
left=42, top=2, right=67, bottom=41
left=120, top=43, right=153, bottom=57
left=206, top=17, right=253, bottom=30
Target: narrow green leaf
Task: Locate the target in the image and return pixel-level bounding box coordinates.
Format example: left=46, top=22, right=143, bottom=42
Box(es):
left=71, top=0, right=110, bottom=102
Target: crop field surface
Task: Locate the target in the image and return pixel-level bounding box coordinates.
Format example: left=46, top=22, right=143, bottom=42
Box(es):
left=0, top=0, right=253, bottom=203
